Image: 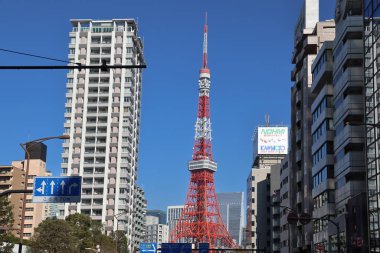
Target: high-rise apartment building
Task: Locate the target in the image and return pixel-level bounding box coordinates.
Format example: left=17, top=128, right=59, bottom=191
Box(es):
left=279, top=156, right=290, bottom=253
left=289, top=0, right=335, bottom=250
left=217, top=192, right=244, bottom=245
left=0, top=143, right=51, bottom=239
left=332, top=1, right=367, bottom=252
left=365, top=0, right=380, bottom=251
left=0, top=164, right=25, bottom=236
left=167, top=205, right=183, bottom=236
left=133, top=185, right=147, bottom=251
left=61, top=18, right=145, bottom=250
left=246, top=126, right=287, bottom=251
left=310, top=39, right=336, bottom=250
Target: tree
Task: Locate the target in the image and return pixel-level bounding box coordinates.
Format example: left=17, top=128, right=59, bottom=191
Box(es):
left=29, top=213, right=118, bottom=253
left=0, top=196, right=16, bottom=253
left=114, top=231, right=129, bottom=253
left=29, top=218, right=79, bottom=253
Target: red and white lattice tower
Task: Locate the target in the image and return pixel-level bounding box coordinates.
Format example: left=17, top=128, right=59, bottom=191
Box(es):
left=169, top=14, right=237, bottom=249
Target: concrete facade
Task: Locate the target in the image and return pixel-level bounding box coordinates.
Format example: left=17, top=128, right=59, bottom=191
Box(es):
left=279, top=156, right=290, bottom=253
left=310, top=39, right=336, bottom=250
left=246, top=167, right=270, bottom=250
left=0, top=164, right=25, bottom=236
left=289, top=0, right=335, bottom=249
left=60, top=19, right=145, bottom=251
left=332, top=1, right=367, bottom=252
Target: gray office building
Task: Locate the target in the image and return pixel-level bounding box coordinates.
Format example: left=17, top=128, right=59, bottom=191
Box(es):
left=217, top=192, right=244, bottom=245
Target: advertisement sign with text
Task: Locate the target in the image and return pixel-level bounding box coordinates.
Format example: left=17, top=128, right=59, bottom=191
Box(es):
left=257, top=127, right=288, bottom=155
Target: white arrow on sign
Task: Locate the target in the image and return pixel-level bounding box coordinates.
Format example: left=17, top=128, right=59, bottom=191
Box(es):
left=37, top=180, right=47, bottom=194
left=60, top=181, right=66, bottom=194
left=50, top=181, right=56, bottom=194
left=69, top=183, right=78, bottom=195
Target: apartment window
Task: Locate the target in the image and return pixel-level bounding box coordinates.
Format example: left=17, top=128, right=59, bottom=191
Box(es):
left=126, top=47, right=133, bottom=54
left=25, top=216, right=33, bottom=220
left=25, top=207, right=34, bottom=212
left=125, top=77, right=132, bottom=83
left=62, top=158, right=68, bottom=163
left=126, top=36, right=133, bottom=43
left=312, top=96, right=333, bottom=124
left=313, top=166, right=333, bottom=189
left=24, top=224, right=32, bottom=228
left=23, top=233, right=32, bottom=237
left=120, top=188, right=127, bottom=194
left=70, top=37, right=76, bottom=44
left=91, top=37, right=101, bottom=44
left=312, top=142, right=333, bottom=166
left=312, top=119, right=334, bottom=144
left=102, top=37, right=112, bottom=44
left=91, top=48, right=100, bottom=54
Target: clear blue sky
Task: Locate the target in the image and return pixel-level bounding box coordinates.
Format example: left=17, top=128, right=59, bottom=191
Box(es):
left=0, top=1, right=335, bottom=211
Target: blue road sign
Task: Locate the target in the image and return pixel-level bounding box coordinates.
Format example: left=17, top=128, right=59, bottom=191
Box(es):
left=140, top=243, right=157, bottom=253
left=32, top=176, right=81, bottom=203
left=161, top=243, right=192, bottom=253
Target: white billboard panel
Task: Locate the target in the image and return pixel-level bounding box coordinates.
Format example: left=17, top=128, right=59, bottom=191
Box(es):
left=257, top=127, right=288, bottom=155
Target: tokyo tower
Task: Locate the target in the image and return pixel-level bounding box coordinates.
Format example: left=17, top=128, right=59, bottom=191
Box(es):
left=169, top=14, right=237, bottom=249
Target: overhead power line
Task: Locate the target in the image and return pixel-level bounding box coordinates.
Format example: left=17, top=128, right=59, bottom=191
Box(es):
left=0, top=48, right=78, bottom=65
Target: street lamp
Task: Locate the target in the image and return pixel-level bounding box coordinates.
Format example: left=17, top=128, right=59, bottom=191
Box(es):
left=18, top=134, right=69, bottom=253
left=114, top=211, right=136, bottom=253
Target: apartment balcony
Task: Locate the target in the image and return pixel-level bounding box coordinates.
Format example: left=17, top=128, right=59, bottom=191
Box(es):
left=312, top=203, right=336, bottom=219
left=334, top=125, right=365, bottom=150
left=333, top=96, right=364, bottom=124
left=335, top=151, right=365, bottom=178
left=334, top=67, right=362, bottom=97
left=334, top=40, right=363, bottom=71
left=296, top=192, right=302, bottom=204
left=312, top=179, right=335, bottom=198
left=296, top=111, right=301, bottom=124
left=335, top=16, right=363, bottom=46
left=311, top=130, right=334, bottom=155
left=311, top=61, right=333, bottom=95
left=296, top=170, right=302, bottom=183
left=313, top=155, right=334, bottom=175
left=296, top=129, right=301, bottom=144
left=335, top=180, right=365, bottom=204
left=296, top=150, right=302, bottom=162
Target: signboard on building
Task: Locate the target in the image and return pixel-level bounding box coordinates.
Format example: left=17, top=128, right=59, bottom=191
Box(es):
left=32, top=176, right=81, bottom=203
left=257, top=127, right=288, bottom=155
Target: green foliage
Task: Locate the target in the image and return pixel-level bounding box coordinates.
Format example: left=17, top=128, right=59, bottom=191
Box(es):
left=29, top=213, right=122, bottom=253
left=115, top=231, right=129, bottom=253
left=29, top=218, right=79, bottom=253
left=0, top=196, right=15, bottom=253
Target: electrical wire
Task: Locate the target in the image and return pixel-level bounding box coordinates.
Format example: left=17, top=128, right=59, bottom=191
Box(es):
left=0, top=47, right=79, bottom=65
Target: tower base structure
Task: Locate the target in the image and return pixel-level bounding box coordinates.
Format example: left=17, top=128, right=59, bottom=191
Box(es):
left=169, top=169, right=237, bottom=248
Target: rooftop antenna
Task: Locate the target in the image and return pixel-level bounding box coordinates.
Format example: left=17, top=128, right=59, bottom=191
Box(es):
left=265, top=114, right=270, bottom=127
left=202, top=12, right=208, bottom=69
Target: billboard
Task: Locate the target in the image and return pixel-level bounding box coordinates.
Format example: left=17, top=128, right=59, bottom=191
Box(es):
left=257, top=127, right=288, bottom=155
